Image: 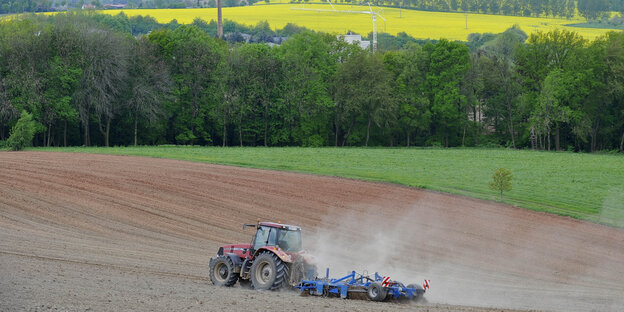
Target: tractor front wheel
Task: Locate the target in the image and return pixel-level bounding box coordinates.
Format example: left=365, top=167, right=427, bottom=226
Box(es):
left=209, top=256, right=238, bottom=287
left=250, top=252, right=288, bottom=290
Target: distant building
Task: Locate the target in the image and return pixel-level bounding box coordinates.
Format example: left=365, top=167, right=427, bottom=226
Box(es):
left=104, top=4, right=127, bottom=9
left=337, top=34, right=370, bottom=51
left=81, top=3, right=96, bottom=9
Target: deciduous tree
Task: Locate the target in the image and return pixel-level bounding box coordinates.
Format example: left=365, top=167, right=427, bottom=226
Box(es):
left=489, top=167, right=513, bottom=201
left=6, top=110, right=36, bottom=151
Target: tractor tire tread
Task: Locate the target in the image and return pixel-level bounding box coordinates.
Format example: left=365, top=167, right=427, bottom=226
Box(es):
left=209, top=255, right=238, bottom=287
left=250, top=252, right=288, bottom=290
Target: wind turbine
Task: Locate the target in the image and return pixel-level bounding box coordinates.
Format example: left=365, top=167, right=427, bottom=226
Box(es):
left=217, top=0, right=223, bottom=39
left=292, top=0, right=386, bottom=53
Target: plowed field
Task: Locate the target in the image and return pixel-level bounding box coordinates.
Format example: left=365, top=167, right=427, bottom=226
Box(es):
left=1, top=152, right=623, bottom=311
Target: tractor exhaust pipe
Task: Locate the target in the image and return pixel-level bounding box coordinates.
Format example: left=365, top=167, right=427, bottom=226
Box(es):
left=243, top=219, right=261, bottom=230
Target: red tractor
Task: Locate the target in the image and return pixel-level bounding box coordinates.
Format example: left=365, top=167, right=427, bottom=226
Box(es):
left=209, top=221, right=316, bottom=290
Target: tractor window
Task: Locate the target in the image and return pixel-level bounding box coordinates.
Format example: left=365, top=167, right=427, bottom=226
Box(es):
left=253, top=226, right=277, bottom=250
left=278, top=229, right=302, bottom=252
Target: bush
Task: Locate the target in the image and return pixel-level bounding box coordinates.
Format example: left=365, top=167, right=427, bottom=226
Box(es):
left=6, top=111, right=37, bottom=151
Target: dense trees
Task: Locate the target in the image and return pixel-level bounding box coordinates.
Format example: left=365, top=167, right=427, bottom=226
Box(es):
left=425, top=39, right=470, bottom=147
left=0, top=12, right=623, bottom=152
left=150, top=25, right=225, bottom=145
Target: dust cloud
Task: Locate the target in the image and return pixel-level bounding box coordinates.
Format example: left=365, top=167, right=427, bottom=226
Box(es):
left=599, top=187, right=624, bottom=227
left=302, top=196, right=624, bottom=312
left=303, top=199, right=494, bottom=307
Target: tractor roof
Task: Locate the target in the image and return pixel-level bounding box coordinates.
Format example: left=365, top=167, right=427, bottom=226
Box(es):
left=259, top=221, right=301, bottom=231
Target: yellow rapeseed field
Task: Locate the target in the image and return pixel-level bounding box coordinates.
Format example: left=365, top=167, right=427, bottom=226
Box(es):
left=103, top=4, right=619, bottom=41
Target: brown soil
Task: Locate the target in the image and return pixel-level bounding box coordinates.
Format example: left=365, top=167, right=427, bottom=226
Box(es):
left=1, top=151, right=622, bottom=312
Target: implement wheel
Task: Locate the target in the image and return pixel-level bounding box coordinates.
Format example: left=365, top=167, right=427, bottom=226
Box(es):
left=250, top=252, right=288, bottom=290
left=209, top=256, right=238, bottom=287
left=367, top=282, right=387, bottom=301
left=407, top=283, right=425, bottom=302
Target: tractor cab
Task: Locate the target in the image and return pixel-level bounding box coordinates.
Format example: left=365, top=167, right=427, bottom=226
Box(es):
left=251, top=222, right=302, bottom=253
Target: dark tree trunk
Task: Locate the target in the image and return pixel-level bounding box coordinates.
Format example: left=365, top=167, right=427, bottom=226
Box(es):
left=342, top=119, right=355, bottom=147
left=47, top=123, right=52, bottom=147
left=474, top=101, right=480, bottom=146
left=222, top=114, right=227, bottom=147
left=462, top=122, right=466, bottom=147
left=547, top=129, right=551, bottom=151
left=105, top=117, right=111, bottom=147
left=334, top=120, right=339, bottom=147
left=238, top=111, right=243, bottom=147
left=474, top=126, right=479, bottom=146
left=530, top=126, right=536, bottom=150
left=98, top=117, right=107, bottom=146
left=64, top=120, right=67, bottom=147
left=591, top=104, right=605, bottom=152
left=406, top=130, right=410, bottom=147
left=365, top=115, right=371, bottom=147
left=264, top=104, right=268, bottom=147
left=507, top=99, right=515, bottom=148
left=591, top=119, right=600, bottom=153
left=555, top=125, right=560, bottom=151
left=289, top=120, right=294, bottom=146
left=620, top=130, right=624, bottom=153
left=134, top=112, right=138, bottom=146
left=83, top=119, right=89, bottom=146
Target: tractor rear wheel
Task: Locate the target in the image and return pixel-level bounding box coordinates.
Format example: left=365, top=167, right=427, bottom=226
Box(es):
left=209, top=256, right=238, bottom=287
left=407, top=283, right=425, bottom=302
left=367, top=282, right=387, bottom=301
left=250, top=252, right=288, bottom=290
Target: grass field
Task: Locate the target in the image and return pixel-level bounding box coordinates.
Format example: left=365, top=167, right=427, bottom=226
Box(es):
left=96, top=4, right=621, bottom=41
left=34, top=146, right=624, bottom=226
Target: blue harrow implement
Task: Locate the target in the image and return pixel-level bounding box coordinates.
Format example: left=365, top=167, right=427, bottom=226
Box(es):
left=296, top=269, right=427, bottom=302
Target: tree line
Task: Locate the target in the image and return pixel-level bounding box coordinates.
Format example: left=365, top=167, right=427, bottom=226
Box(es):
left=1, top=12, right=623, bottom=152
